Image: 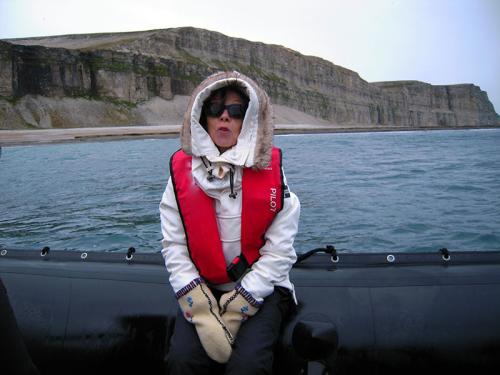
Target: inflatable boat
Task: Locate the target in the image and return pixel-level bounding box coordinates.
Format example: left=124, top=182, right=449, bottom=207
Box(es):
left=1, top=246, right=500, bottom=374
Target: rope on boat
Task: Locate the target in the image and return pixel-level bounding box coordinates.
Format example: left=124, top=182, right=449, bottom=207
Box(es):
left=296, top=245, right=336, bottom=264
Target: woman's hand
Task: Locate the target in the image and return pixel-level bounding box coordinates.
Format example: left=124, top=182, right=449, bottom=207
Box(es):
left=219, top=288, right=260, bottom=337
left=177, top=280, right=234, bottom=363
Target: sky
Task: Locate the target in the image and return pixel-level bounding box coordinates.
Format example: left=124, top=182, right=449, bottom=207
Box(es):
left=1, top=0, right=499, bottom=113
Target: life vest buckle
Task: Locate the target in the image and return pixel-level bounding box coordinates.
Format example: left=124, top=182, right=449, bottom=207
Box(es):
left=227, top=254, right=249, bottom=282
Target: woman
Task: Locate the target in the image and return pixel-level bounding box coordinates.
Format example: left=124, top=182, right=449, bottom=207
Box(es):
left=160, top=71, right=300, bottom=374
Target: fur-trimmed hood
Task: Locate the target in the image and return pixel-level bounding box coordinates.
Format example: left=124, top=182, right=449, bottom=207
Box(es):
left=180, top=71, right=274, bottom=169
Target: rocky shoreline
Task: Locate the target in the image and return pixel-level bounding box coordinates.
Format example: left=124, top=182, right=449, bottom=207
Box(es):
left=2, top=27, right=498, bottom=130
left=1, top=124, right=498, bottom=147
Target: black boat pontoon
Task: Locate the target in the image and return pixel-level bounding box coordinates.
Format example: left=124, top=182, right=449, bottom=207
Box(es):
left=1, top=246, right=500, bottom=374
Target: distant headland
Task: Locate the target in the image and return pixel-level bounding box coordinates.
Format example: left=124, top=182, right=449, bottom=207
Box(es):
left=0, top=27, right=498, bottom=131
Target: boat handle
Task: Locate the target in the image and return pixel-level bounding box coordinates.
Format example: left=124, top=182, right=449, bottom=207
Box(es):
left=126, top=247, right=136, bottom=261
left=40, top=246, right=50, bottom=257
left=296, top=245, right=336, bottom=263
left=440, top=247, right=451, bottom=261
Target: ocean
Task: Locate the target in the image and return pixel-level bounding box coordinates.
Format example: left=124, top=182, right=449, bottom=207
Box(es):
left=1, top=129, right=499, bottom=254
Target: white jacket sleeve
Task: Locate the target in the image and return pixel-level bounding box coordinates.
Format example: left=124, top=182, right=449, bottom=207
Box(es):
left=239, top=172, right=300, bottom=302
left=160, top=177, right=200, bottom=294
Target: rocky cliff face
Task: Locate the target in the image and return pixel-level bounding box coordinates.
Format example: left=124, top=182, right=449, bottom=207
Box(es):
left=0, top=27, right=498, bottom=129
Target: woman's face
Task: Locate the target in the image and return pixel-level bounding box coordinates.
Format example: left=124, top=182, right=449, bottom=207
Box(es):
left=206, top=90, right=245, bottom=152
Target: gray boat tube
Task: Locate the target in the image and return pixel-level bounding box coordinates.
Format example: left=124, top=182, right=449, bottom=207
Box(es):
left=1, top=246, right=500, bottom=374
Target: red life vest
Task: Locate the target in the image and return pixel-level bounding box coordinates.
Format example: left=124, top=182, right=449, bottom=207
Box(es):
left=169, top=147, right=284, bottom=284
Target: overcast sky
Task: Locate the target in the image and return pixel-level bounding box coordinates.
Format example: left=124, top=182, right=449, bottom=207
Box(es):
left=1, top=0, right=499, bottom=113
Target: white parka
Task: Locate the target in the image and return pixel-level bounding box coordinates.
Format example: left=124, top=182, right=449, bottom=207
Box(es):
left=160, top=71, right=300, bottom=303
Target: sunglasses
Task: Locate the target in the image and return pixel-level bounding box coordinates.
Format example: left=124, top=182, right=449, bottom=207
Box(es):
left=205, top=102, right=246, bottom=119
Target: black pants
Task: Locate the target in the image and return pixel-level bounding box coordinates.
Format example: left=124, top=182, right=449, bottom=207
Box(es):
left=0, top=277, right=40, bottom=375
left=166, top=286, right=294, bottom=375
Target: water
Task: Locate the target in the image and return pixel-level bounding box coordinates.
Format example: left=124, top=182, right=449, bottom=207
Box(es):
left=1, top=129, right=499, bottom=253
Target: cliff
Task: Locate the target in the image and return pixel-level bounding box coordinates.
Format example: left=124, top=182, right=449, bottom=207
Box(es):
left=1, top=27, right=498, bottom=129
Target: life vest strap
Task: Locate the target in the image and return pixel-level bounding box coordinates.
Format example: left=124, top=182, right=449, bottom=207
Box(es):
left=169, top=147, right=284, bottom=284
